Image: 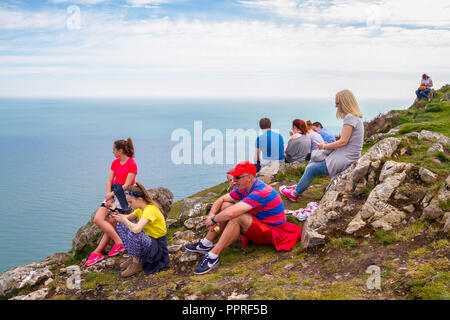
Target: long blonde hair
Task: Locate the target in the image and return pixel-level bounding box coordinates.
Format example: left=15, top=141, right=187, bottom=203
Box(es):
left=335, top=89, right=363, bottom=119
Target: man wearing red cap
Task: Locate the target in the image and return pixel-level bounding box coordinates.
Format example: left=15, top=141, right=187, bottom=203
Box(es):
left=185, top=161, right=302, bottom=275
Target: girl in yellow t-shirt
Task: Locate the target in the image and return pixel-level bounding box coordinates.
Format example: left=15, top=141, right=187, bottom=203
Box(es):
left=110, top=182, right=169, bottom=277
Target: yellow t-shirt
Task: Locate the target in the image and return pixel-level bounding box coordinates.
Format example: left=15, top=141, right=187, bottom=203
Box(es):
left=133, top=204, right=167, bottom=239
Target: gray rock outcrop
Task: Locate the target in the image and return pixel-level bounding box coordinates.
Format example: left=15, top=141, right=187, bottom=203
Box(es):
left=301, top=132, right=449, bottom=248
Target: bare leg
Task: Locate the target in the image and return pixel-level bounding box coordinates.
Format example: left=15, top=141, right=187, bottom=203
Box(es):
left=93, top=219, right=118, bottom=254
left=210, top=213, right=253, bottom=256
left=93, top=207, right=122, bottom=249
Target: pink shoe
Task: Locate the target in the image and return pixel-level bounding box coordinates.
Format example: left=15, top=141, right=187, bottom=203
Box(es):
left=108, top=243, right=125, bottom=257
left=84, top=252, right=104, bottom=267
left=279, top=186, right=298, bottom=202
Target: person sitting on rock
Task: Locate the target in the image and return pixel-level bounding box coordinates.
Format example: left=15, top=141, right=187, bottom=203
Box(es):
left=306, top=120, right=324, bottom=152
left=311, top=121, right=336, bottom=144
left=415, top=74, right=433, bottom=102
left=284, top=119, right=311, bottom=163
left=254, top=117, right=285, bottom=171
left=279, top=89, right=364, bottom=202
left=84, top=138, right=137, bottom=267
left=185, top=161, right=302, bottom=275
left=110, top=182, right=169, bottom=277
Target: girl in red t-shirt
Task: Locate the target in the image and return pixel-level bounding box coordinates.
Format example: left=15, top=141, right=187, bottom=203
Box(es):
left=85, top=138, right=138, bottom=267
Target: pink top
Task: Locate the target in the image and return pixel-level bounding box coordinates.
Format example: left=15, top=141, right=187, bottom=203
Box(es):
left=111, top=157, right=137, bottom=185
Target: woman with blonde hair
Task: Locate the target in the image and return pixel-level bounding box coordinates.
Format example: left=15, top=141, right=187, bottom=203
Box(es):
left=110, top=182, right=169, bottom=277
left=280, top=89, right=364, bottom=201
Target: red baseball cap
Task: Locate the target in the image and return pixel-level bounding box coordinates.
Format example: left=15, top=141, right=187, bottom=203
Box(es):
left=227, top=161, right=257, bottom=177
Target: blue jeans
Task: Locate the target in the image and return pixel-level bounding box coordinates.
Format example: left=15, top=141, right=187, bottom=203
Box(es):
left=416, top=88, right=430, bottom=100
left=294, top=160, right=329, bottom=196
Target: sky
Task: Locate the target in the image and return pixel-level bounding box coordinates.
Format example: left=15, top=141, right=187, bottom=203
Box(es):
left=0, top=0, right=449, bottom=99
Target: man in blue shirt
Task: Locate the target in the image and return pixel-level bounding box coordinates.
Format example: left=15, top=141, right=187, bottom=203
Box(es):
left=312, top=122, right=336, bottom=144
left=255, top=118, right=285, bottom=170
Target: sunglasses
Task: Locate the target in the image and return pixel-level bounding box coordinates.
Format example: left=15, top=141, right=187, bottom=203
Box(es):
left=232, top=174, right=249, bottom=180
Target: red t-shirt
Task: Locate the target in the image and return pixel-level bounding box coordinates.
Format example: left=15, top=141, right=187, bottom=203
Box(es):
left=111, top=157, right=137, bottom=185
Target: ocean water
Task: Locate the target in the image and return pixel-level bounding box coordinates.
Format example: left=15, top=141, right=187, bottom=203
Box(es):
left=0, top=97, right=411, bottom=273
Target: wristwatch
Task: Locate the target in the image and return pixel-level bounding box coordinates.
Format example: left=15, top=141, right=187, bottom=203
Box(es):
left=210, top=215, right=217, bottom=224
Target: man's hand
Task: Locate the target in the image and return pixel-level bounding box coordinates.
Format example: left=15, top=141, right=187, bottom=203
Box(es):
left=205, top=215, right=216, bottom=229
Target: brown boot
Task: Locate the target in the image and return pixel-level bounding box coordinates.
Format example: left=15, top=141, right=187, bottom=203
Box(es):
left=120, top=258, right=133, bottom=270
left=121, top=262, right=142, bottom=277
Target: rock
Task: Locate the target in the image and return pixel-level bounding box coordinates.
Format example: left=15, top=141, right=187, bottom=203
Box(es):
left=278, top=162, right=307, bottom=175
left=421, top=193, right=433, bottom=207
left=184, top=216, right=206, bottom=229
left=418, top=130, right=450, bottom=145
left=371, top=210, right=406, bottom=230
left=404, top=132, right=419, bottom=139
left=71, top=211, right=104, bottom=255
left=301, top=228, right=325, bottom=249
left=403, top=205, right=415, bottom=214
left=365, top=132, right=386, bottom=143
left=422, top=200, right=444, bottom=219
left=379, top=161, right=412, bottom=183
left=171, top=230, right=196, bottom=242
left=166, top=218, right=177, bottom=228
left=419, top=167, right=437, bottom=184
left=178, top=197, right=209, bottom=224
left=301, top=138, right=403, bottom=248
left=427, top=143, right=444, bottom=154
left=360, top=162, right=409, bottom=220
left=0, top=265, right=53, bottom=297
left=168, top=244, right=183, bottom=253
left=9, top=288, right=49, bottom=300
left=179, top=252, right=199, bottom=263
left=443, top=212, right=450, bottom=233
left=437, top=179, right=450, bottom=203
left=345, top=213, right=366, bottom=234
left=350, top=159, right=371, bottom=186
left=362, top=137, right=402, bottom=161
left=258, top=161, right=282, bottom=175
left=284, top=263, right=294, bottom=270
left=148, top=187, right=174, bottom=218
left=44, top=252, right=73, bottom=265
left=228, top=291, right=249, bottom=300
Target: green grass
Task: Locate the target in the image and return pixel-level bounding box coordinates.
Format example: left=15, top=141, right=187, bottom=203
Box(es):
left=374, top=230, right=400, bottom=245
left=368, top=85, right=450, bottom=138
left=405, top=258, right=450, bottom=300
left=325, top=236, right=358, bottom=250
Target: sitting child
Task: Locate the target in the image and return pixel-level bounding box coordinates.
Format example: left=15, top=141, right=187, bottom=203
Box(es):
left=110, top=182, right=170, bottom=277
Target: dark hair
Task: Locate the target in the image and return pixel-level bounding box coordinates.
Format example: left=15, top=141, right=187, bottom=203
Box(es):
left=114, top=137, right=134, bottom=158
left=292, top=119, right=308, bottom=135
left=312, top=122, right=323, bottom=129
left=422, top=74, right=429, bottom=79
left=259, top=118, right=271, bottom=130
left=126, top=182, right=160, bottom=209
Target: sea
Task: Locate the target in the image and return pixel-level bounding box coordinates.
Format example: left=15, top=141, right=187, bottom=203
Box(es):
left=0, top=97, right=411, bottom=273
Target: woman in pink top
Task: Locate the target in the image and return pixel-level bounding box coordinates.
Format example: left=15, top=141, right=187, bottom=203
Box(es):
left=85, top=138, right=138, bottom=267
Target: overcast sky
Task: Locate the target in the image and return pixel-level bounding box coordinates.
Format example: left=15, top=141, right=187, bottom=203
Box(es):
left=0, top=0, right=449, bottom=99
